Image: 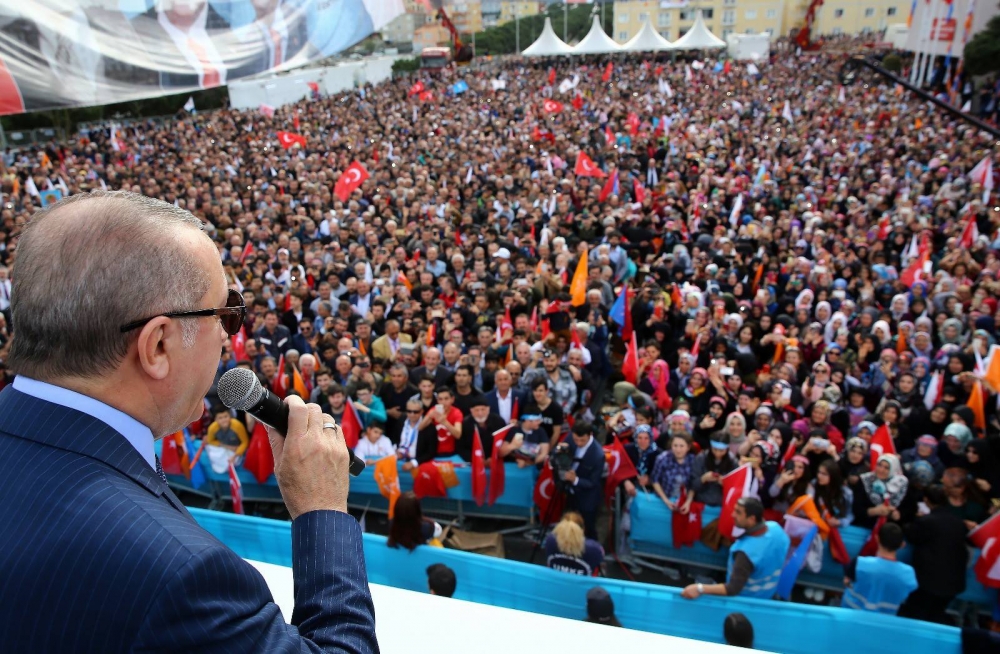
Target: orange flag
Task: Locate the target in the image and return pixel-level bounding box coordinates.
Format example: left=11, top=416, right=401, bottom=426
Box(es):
left=896, top=329, right=908, bottom=355
left=374, top=455, right=401, bottom=518
left=292, top=366, right=308, bottom=398
left=983, top=346, right=1000, bottom=392
left=968, top=380, right=987, bottom=435
left=752, top=263, right=764, bottom=294
left=569, top=245, right=589, bottom=306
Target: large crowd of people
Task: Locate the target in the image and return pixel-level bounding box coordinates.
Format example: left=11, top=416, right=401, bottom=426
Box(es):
left=2, top=40, right=999, bottom=626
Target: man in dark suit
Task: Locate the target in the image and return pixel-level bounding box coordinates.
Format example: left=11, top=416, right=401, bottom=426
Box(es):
left=486, top=368, right=528, bottom=424
left=408, top=346, right=452, bottom=388
left=0, top=191, right=377, bottom=652
left=898, top=483, right=969, bottom=624
left=562, top=420, right=605, bottom=540
left=396, top=398, right=437, bottom=470
left=281, top=292, right=315, bottom=335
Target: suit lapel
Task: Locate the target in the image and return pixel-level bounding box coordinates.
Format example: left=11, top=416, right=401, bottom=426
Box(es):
left=0, top=387, right=189, bottom=514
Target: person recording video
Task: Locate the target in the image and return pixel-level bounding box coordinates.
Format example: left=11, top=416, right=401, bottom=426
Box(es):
left=0, top=192, right=377, bottom=652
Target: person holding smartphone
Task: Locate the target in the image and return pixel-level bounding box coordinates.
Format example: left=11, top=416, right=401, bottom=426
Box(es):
left=690, top=431, right=738, bottom=507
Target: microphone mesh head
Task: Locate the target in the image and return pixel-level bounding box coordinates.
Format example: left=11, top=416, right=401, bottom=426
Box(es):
left=218, top=368, right=263, bottom=410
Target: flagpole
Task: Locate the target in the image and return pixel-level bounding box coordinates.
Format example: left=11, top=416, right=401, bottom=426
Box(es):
left=921, top=0, right=945, bottom=87
left=910, top=1, right=932, bottom=85
left=515, top=3, right=520, bottom=53
left=564, top=0, right=568, bottom=42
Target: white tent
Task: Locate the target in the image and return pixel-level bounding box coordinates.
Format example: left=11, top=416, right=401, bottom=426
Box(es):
left=521, top=17, right=575, bottom=56
left=671, top=10, right=726, bottom=50
left=621, top=18, right=675, bottom=52
left=571, top=15, right=623, bottom=55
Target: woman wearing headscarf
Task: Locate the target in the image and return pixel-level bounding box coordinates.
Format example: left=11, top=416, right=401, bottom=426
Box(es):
left=682, top=367, right=711, bottom=418
left=623, top=425, right=660, bottom=493
left=874, top=398, right=915, bottom=453
left=938, top=317, right=966, bottom=347
left=839, top=437, right=870, bottom=489
left=823, top=312, right=848, bottom=346
left=638, top=359, right=672, bottom=416
left=963, top=440, right=1000, bottom=502
left=723, top=412, right=748, bottom=457
left=900, top=435, right=946, bottom=480
left=877, top=372, right=925, bottom=425
left=851, top=454, right=909, bottom=530
left=937, top=422, right=973, bottom=469
left=690, top=432, right=738, bottom=507
left=940, top=467, right=989, bottom=529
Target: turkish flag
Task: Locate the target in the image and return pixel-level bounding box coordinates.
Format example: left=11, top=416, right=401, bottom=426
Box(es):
left=969, top=512, right=1000, bottom=588
left=239, top=241, right=254, bottom=264
left=471, top=427, right=487, bottom=506
left=604, top=125, right=615, bottom=147
left=412, top=461, right=448, bottom=498
left=231, top=326, right=247, bottom=363
left=827, top=526, right=850, bottom=565
left=307, top=81, right=319, bottom=92
left=860, top=510, right=888, bottom=557
left=654, top=65, right=663, bottom=77
left=548, top=67, right=556, bottom=85
left=621, top=331, right=639, bottom=384
left=959, top=212, right=979, bottom=249
left=602, top=61, right=613, bottom=83
left=242, top=420, right=275, bottom=484
left=603, top=436, right=638, bottom=498
left=542, top=99, right=564, bottom=113
left=672, top=488, right=704, bottom=548
left=409, top=81, right=425, bottom=95
left=276, top=131, right=306, bottom=149
left=511, top=397, right=519, bottom=422
left=571, top=94, right=583, bottom=110
left=574, top=151, right=606, bottom=178
left=598, top=168, right=618, bottom=202
left=334, top=161, right=369, bottom=202
left=488, top=425, right=513, bottom=505
left=718, top=464, right=753, bottom=539
left=418, top=90, right=434, bottom=102
left=293, top=113, right=300, bottom=131
left=633, top=177, right=646, bottom=204
left=160, top=431, right=184, bottom=475
left=869, top=424, right=896, bottom=470
left=273, top=354, right=287, bottom=398
left=533, top=461, right=565, bottom=522
left=228, top=460, right=244, bottom=515
left=627, top=112, right=640, bottom=137
left=340, top=398, right=363, bottom=450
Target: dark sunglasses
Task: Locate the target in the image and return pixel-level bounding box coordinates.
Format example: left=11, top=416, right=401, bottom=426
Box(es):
left=120, top=289, right=247, bottom=337
left=407, top=409, right=423, bottom=414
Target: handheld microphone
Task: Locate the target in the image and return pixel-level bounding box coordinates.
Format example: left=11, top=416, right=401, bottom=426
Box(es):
left=218, top=367, right=365, bottom=476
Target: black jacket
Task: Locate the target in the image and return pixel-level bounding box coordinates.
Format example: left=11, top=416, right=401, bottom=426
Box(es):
left=566, top=438, right=605, bottom=512
left=904, top=506, right=969, bottom=598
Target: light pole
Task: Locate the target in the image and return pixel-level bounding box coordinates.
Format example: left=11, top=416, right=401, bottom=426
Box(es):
left=515, top=2, right=520, bottom=53
left=564, top=0, right=568, bottom=41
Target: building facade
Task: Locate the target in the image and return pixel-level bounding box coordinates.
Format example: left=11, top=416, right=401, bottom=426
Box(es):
left=446, top=1, right=484, bottom=34
left=382, top=0, right=432, bottom=44
left=612, top=0, right=914, bottom=43
left=499, top=1, right=543, bottom=25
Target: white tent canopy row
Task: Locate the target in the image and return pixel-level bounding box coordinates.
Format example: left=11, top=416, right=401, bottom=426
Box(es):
left=521, top=11, right=730, bottom=57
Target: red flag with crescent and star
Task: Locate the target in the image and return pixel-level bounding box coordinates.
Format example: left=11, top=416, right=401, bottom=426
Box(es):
left=471, top=426, right=487, bottom=506
left=603, top=436, right=638, bottom=499
left=533, top=461, right=565, bottom=522
left=276, top=131, right=306, bottom=149
left=542, top=98, right=564, bottom=114
left=334, top=161, right=370, bottom=202
left=574, top=152, right=606, bottom=178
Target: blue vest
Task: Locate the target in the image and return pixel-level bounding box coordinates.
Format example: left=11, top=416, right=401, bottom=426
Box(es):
left=728, top=521, right=790, bottom=599
left=841, top=556, right=918, bottom=615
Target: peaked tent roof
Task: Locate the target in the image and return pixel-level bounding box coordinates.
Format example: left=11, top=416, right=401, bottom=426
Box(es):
left=671, top=10, right=726, bottom=50
left=522, top=17, right=575, bottom=56
left=621, top=18, right=675, bottom=52
left=572, top=15, right=623, bottom=55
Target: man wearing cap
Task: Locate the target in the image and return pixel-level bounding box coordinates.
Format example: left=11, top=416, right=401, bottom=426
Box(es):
left=457, top=395, right=508, bottom=462
left=681, top=497, right=790, bottom=601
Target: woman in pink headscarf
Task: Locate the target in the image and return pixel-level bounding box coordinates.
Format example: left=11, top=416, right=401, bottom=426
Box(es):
left=639, top=359, right=672, bottom=414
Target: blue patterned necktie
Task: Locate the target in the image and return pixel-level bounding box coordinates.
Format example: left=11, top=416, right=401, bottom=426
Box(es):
left=155, top=456, right=168, bottom=484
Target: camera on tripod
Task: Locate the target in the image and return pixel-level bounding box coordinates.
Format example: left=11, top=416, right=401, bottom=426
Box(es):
left=548, top=442, right=574, bottom=489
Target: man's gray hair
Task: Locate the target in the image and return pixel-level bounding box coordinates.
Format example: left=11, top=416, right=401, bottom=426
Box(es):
left=8, top=191, right=211, bottom=380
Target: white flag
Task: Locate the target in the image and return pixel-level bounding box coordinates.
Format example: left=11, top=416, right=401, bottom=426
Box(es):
left=413, top=105, right=418, bottom=123
left=685, top=65, right=693, bottom=82
left=729, top=193, right=744, bottom=228
left=183, top=96, right=196, bottom=112
left=25, top=176, right=39, bottom=197
left=969, top=156, right=994, bottom=191
left=259, top=103, right=275, bottom=117
left=57, top=176, right=69, bottom=194
left=465, top=165, right=473, bottom=184
left=746, top=62, right=759, bottom=76
left=558, top=78, right=574, bottom=94
left=491, top=78, right=506, bottom=91
left=546, top=157, right=553, bottom=177
left=838, top=85, right=846, bottom=103
left=961, top=99, right=971, bottom=112
left=99, top=178, right=107, bottom=191
left=782, top=100, right=794, bottom=124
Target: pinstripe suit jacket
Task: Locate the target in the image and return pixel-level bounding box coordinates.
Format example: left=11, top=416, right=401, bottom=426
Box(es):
left=0, top=386, right=378, bottom=653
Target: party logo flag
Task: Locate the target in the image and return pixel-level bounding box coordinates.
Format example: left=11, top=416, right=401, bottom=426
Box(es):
left=374, top=455, right=402, bottom=517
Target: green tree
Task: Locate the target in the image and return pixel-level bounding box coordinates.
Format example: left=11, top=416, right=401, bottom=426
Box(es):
left=964, top=15, right=1000, bottom=77
left=473, top=3, right=598, bottom=56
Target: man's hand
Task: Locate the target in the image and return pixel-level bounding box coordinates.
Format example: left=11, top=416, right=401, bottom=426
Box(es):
left=267, top=397, right=350, bottom=519
left=680, top=584, right=701, bottom=600
left=562, top=470, right=577, bottom=483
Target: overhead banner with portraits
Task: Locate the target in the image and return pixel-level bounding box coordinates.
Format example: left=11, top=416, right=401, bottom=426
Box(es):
left=0, top=0, right=404, bottom=115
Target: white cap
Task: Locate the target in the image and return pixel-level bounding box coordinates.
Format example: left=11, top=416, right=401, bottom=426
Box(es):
left=493, top=247, right=511, bottom=260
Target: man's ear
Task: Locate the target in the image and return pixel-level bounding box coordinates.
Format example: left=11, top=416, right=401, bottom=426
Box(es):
left=136, top=317, right=174, bottom=381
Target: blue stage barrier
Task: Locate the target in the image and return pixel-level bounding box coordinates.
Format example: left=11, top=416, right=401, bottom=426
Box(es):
left=628, top=492, right=995, bottom=609
left=346, top=456, right=538, bottom=519
left=190, top=508, right=961, bottom=654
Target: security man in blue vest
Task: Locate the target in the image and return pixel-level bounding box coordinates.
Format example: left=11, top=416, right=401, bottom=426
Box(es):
left=841, top=522, right=918, bottom=615
left=681, top=497, right=790, bottom=600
